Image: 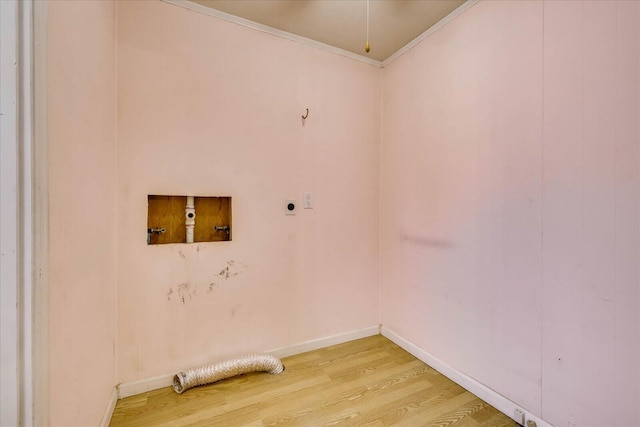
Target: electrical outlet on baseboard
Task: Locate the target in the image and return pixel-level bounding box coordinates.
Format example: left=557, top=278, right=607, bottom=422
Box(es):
left=513, top=408, right=525, bottom=425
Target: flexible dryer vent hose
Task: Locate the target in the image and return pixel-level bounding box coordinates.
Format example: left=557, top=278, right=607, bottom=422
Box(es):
left=173, top=353, right=284, bottom=394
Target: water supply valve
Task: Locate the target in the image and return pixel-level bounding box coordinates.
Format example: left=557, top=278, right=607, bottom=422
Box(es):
left=147, top=227, right=166, bottom=244
left=214, top=225, right=230, bottom=236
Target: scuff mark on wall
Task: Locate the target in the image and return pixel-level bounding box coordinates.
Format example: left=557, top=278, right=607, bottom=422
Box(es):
left=177, top=282, right=195, bottom=304
left=216, top=260, right=246, bottom=279
left=230, top=304, right=241, bottom=317
left=401, top=233, right=454, bottom=249
left=167, top=260, right=248, bottom=302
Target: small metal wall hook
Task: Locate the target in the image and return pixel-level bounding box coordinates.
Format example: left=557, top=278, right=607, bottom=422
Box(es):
left=301, top=108, right=309, bottom=120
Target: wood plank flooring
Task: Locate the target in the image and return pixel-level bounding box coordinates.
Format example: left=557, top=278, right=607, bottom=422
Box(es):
left=110, top=335, right=517, bottom=427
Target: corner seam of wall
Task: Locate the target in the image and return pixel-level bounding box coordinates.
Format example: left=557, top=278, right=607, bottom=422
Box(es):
left=112, top=0, right=120, bottom=393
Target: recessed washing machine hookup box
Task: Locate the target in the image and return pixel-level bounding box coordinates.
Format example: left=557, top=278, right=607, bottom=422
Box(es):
left=147, top=195, right=232, bottom=244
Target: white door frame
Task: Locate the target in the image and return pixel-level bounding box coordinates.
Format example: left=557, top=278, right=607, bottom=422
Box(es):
left=0, top=1, right=22, bottom=422
left=32, top=1, right=49, bottom=424
left=1, top=1, right=47, bottom=425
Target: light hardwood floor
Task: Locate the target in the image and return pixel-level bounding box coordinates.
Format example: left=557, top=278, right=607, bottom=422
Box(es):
left=110, top=335, right=517, bottom=426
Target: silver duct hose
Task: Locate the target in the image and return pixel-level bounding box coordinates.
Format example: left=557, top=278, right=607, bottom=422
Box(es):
left=173, top=353, right=285, bottom=394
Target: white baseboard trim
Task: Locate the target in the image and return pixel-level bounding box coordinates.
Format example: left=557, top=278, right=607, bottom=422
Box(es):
left=99, top=387, right=118, bottom=427
left=117, top=325, right=381, bottom=399
left=380, top=326, right=553, bottom=427
left=117, top=371, right=176, bottom=399
left=267, top=325, right=381, bottom=358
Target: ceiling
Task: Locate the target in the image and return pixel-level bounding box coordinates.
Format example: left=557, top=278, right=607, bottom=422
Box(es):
left=188, top=0, right=467, bottom=62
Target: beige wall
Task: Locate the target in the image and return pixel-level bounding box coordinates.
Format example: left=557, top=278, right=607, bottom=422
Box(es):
left=381, top=1, right=640, bottom=425
left=48, top=0, right=117, bottom=425
left=116, top=0, right=381, bottom=383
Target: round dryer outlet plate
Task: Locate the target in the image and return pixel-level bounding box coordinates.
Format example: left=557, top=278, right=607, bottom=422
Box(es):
left=286, top=199, right=296, bottom=215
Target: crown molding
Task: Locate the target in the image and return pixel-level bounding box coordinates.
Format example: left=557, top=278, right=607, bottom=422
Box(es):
left=161, top=0, right=384, bottom=67
left=161, top=0, right=479, bottom=69
left=382, top=0, right=480, bottom=67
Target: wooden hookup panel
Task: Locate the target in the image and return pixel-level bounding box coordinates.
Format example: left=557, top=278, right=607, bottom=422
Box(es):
left=147, top=195, right=231, bottom=244
left=194, top=197, right=232, bottom=242
left=147, top=195, right=187, bottom=244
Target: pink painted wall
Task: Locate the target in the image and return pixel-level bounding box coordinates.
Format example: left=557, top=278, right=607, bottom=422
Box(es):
left=381, top=1, right=640, bottom=425
left=542, top=2, right=639, bottom=424
left=116, top=1, right=380, bottom=383
left=47, top=0, right=639, bottom=424
left=48, top=0, right=117, bottom=425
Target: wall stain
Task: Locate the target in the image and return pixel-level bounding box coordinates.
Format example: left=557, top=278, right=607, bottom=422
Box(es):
left=401, top=234, right=453, bottom=249
left=218, top=267, right=232, bottom=278
left=177, top=282, right=194, bottom=304
left=216, top=260, right=245, bottom=280
left=167, top=260, right=247, bottom=302
left=231, top=304, right=241, bottom=317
